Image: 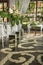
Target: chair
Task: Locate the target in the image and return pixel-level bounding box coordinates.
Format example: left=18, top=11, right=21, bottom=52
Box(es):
left=27, top=24, right=31, bottom=33
left=18, top=21, right=22, bottom=40
left=0, top=22, right=12, bottom=48
left=0, top=22, right=6, bottom=48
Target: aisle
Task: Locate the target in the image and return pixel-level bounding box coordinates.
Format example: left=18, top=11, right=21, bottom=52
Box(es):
left=0, top=33, right=43, bottom=65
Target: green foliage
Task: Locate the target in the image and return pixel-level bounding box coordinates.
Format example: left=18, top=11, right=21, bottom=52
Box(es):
left=0, top=11, right=21, bottom=26
left=0, top=11, right=8, bottom=18
left=22, top=24, right=27, bottom=30
left=30, top=21, right=40, bottom=27
left=9, top=14, right=21, bottom=26
left=30, top=1, right=35, bottom=10
left=15, top=0, right=19, bottom=10
left=0, top=11, right=35, bottom=26
left=26, top=1, right=35, bottom=14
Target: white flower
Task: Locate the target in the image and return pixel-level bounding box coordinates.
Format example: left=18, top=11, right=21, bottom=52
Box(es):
left=15, top=10, right=19, bottom=14
left=13, top=5, right=16, bottom=10
left=9, top=8, right=13, bottom=14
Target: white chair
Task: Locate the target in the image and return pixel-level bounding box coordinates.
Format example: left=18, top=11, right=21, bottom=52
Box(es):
left=12, top=23, right=18, bottom=50
left=18, top=21, right=22, bottom=31
left=27, top=24, right=31, bottom=33
left=12, top=23, right=18, bottom=34
left=5, top=23, right=12, bottom=47
left=0, top=22, right=6, bottom=48
left=0, top=22, right=12, bottom=48
left=18, top=21, right=22, bottom=40
left=6, top=23, right=12, bottom=37
left=0, top=23, right=2, bottom=39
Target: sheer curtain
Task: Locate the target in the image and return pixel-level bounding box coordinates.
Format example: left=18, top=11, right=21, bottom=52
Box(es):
left=20, top=0, right=30, bottom=14
left=9, top=0, right=30, bottom=14
left=9, top=0, right=15, bottom=9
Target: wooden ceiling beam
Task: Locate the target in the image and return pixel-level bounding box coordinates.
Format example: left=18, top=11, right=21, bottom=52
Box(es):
left=0, top=0, right=8, bottom=2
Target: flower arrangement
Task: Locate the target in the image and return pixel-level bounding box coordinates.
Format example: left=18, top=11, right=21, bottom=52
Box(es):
left=9, top=5, right=20, bottom=26
left=0, top=4, right=31, bottom=27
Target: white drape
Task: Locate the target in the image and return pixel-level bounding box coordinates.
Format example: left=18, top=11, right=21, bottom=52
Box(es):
left=20, top=0, right=30, bottom=14
left=9, top=0, right=30, bottom=14
left=9, top=0, right=15, bottom=9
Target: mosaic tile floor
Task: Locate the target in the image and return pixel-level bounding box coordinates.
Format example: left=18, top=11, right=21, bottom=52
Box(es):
left=0, top=34, right=43, bottom=65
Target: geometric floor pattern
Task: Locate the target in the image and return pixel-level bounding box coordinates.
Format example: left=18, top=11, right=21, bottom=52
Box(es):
left=0, top=34, right=43, bottom=65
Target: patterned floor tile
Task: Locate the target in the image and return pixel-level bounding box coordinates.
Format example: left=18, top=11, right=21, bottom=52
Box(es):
left=0, top=35, right=43, bottom=65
